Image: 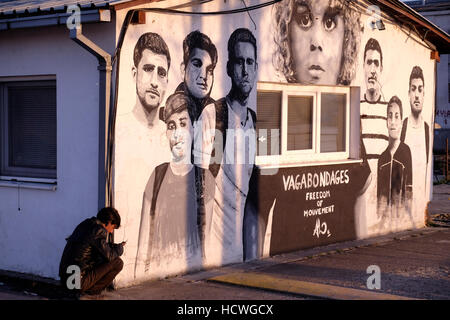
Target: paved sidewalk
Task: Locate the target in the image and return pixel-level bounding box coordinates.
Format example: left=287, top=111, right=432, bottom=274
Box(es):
left=0, top=283, right=45, bottom=300
left=209, top=228, right=449, bottom=300
left=101, top=183, right=450, bottom=301
left=1, top=184, right=448, bottom=300
left=102, top=227, right=449, bottom=300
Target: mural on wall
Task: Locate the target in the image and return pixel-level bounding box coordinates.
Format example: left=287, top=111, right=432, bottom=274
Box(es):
left=376, top=95, right=413, bottom=232
left=114, top=30, right=172, bottom=282
left=368, top=65, right=430, bottom=233
left=176, top=31, right=217, bottom=123
left=113, top=0, right=435, bottom=286
left=359, top=37, right=389, bottom=236
left=272, top=0, right=361, bottom=85
left=252, top=0, right=368, bottom=255
left=359, top=36, right=431, bottom=235
left=401, top=65, right=431, bottom=224
left=132, top=32, right=171, bottom=129
left=114, top=13, right=259, bottom=283
left=134, top=92, right=216, bottom=279
left=248, top=164, right=369, bottom=257
left=193, top=28, right=258, bottom=266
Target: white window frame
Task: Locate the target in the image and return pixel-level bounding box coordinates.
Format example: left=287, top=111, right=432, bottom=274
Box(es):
left=0, top=76, right=57, bottom=182
left=256, top=82, right=351, bottom=167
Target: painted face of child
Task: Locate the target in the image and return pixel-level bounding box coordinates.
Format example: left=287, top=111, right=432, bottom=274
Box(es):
left=289, top=0, right=344, bottom=85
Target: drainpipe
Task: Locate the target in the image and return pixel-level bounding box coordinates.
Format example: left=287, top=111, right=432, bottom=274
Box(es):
left=70, top=26, right=112, bottom=210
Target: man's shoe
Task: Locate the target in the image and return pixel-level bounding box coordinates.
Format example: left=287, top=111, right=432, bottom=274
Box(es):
left=106, top=283, right=115, bottom=292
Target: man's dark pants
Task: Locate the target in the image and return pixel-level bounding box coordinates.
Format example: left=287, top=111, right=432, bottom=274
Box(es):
left=81, top=258, right=123, bottom=295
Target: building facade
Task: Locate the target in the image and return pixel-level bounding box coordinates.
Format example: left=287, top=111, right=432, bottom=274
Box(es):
left=0, top=0, right=448, bottom=288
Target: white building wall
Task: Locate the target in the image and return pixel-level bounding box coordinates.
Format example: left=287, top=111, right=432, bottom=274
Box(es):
left=0, top=20, right=115, bottom=279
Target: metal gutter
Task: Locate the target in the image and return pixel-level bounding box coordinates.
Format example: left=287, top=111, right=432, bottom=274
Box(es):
left=0, top=8, right=111, bottom=31
left=70, top=25, right=112, bottom=210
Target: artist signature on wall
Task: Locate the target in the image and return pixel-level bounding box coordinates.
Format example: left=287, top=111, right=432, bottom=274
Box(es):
left=313, top=218, right=331, bottom=238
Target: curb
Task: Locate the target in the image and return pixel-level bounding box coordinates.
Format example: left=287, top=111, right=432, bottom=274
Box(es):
left=0, top=270, right=74, bottom=300
left=208, top=272, right=419, bottom=300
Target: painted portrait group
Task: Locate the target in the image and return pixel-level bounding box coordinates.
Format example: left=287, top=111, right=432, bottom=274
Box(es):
left=112, top=0, right=434, bottom=285
left=115, top=24, right=259, bottom=281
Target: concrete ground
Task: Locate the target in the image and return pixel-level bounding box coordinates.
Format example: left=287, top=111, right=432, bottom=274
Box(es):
left=428, top=182, right=450, bottom=226
left=104, top=183, right=450, bottom=300
left=1, top=184, right=449, bottom=301
left=0, top=282, right=46, bottom=300
left=100, top=227, right=449, bottom=300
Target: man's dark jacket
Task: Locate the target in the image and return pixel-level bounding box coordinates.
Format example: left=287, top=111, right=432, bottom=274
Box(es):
left=377, top=141, right=413, bottom=207
left=59, top=217, right=123, bottom=280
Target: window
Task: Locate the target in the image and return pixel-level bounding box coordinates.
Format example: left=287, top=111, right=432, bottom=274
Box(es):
left=256, top=82, right=353, bottom=166
left=0, top=79, right=56, bottom=180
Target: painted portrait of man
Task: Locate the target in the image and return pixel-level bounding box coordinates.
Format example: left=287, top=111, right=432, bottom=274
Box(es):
left=132, top=32, right=171, bottom=128
left=135, top=92, right=215, bottom=278
left=358, top=38, right=391, bottom=234
left=400, top=66, right=430, bottom=220
left=114, top=32, right=173, bottom=280
left=175, top=30, right=218, bottom=123
left=194, top=28, right=258, bottom=266
left=377, top=96, right=413, bottom=232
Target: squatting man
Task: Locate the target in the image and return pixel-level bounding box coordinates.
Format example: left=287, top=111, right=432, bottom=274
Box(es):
left=59, top=207, right=125, bottom=297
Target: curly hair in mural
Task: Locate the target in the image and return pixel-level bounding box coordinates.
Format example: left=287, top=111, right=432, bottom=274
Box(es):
left=272, top=0, right=361, bottom=85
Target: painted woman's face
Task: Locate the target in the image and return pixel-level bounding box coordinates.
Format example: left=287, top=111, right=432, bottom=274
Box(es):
left=289, top=0, right=344, bottom=85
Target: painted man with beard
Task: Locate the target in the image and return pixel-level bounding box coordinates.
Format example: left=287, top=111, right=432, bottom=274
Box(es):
left=114, top=33, right=172, bottom=278
left=135, top=92, right=214, bottom=279
left=400, top=66, right=430, bottom=220
left=132, top=32, right=171, bottom=128
left=359, top=38, right=389, bottom=233
left=194, top=28, right=258, bottom=266
left=361, top=38, right=388, bottom=164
